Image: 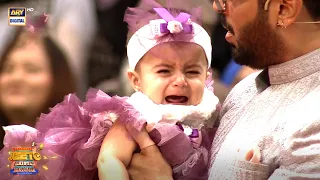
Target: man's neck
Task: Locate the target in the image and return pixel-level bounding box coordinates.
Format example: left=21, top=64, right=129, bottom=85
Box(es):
left=282, top=26, right=320, bottom=62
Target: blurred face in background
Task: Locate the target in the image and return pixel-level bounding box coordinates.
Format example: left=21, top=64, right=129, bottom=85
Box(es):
left=0, top=34, right=53, bottom=116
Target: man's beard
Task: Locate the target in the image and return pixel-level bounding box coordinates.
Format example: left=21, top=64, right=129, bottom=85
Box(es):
left=231, top=12, right=286, bottom=69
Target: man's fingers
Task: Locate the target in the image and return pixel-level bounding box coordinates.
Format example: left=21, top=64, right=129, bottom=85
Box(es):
left=128, top=154, right=143, bottom=179
left=140, top=145, right=161, bottom=156
left=128, top=165, right=137, bottom=178
left=128, top=150, right=173, bottom=180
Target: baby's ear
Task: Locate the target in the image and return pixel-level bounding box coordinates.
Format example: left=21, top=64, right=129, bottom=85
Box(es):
left=127, top=69, right=141, bottom=92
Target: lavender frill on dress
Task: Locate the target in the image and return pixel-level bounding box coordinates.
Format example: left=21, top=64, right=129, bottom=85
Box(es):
left=0, top=89, right=141, bottom=180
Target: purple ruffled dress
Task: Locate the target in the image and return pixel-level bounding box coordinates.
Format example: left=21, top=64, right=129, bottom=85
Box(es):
left=0, top=84, right=219, bottom=180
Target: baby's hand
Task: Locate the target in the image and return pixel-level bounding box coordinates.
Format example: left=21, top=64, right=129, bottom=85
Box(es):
left=244, top=146, right=261, bottom=164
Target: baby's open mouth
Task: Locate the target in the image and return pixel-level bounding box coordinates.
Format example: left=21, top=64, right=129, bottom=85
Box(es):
left=165, top=95, right=188, bottom=105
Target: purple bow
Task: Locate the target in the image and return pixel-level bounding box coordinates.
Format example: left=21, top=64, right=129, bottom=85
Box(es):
left=176, top=123, right=199, bottom=138
left=153, top=8, right=193, bottom=34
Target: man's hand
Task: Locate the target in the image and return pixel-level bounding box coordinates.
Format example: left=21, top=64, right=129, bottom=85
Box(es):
left=128, top=145, right=173, bottom=180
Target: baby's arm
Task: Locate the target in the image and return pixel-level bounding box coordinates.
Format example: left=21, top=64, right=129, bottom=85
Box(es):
left=147, top=125, right=214, bottom=180
left=97, top=120, right=136, bottom=180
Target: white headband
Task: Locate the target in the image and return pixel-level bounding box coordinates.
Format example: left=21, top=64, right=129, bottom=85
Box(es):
left=127, top=18, right=212, bottom=70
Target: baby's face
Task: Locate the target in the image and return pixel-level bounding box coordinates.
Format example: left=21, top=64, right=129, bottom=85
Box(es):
left=128, top=42, right=208, bottom=105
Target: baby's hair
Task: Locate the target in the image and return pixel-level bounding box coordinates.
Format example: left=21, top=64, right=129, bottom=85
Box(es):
left=126, top=8, right=189, bottom=43
left=125, top=5, right=202, bottom=44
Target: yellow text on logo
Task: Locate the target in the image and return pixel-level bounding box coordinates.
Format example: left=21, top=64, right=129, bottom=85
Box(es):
left=10, top=9, right=25, bottom=16
left=9, top=151, right=34, bottom=161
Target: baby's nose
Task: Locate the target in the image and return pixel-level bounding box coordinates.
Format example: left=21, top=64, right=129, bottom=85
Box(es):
left=172, top=74, right=187, bottom=88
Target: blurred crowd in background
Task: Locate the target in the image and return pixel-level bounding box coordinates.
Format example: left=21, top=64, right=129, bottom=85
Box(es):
left=0, top=0, right=258, bottom=147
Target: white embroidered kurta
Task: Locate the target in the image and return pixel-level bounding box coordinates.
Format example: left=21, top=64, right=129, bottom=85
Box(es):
left=209, top=49, right=320, bottom=179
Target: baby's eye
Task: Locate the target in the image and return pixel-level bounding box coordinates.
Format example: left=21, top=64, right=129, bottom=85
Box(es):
left=157, top=69, right=170, bottom=74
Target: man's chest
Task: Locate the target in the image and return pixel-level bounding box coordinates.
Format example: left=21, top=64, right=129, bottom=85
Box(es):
left=216, top=83, right=319, bottom=158
left=210, top=80, right=320, bottom=179
left=208, top=84, right=320, bottom=180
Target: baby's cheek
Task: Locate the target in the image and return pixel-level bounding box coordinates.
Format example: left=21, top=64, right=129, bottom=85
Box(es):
left=191, top=93, right=204, bottom=105
left=150, top=96, right=163, bottom=104
left=143, top=90, right=163, bottom=104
